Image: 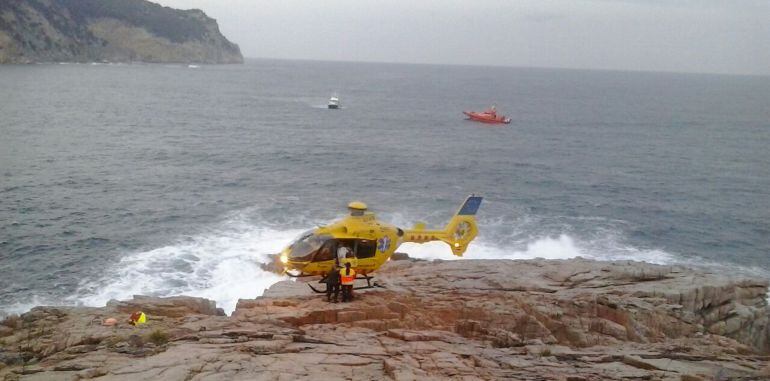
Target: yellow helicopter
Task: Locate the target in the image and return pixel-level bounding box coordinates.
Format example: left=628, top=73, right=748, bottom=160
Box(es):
left=278, top=195, right=483, bottom=292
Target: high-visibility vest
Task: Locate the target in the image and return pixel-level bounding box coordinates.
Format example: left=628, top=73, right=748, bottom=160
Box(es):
left=340, top=269, right=356, bottom=285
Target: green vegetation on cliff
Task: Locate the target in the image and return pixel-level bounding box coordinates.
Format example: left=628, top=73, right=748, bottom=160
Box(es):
left=57, top=0, right=209, bottom=43
left=0, top=0, right=243, bottom=64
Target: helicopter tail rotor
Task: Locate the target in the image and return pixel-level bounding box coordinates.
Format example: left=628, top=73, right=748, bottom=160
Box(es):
left=442, top=195, right=482, bottom=256
left=403, top=195, right=483, bottom=257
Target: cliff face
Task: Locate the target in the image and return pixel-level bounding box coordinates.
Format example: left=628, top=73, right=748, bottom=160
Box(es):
left=1, top=259, right=769, bottom=380
left=0, top=0, right=243, bottom=64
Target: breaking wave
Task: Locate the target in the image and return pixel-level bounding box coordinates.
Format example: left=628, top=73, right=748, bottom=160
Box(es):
left=3, top=209, right=767, bottom=317
left=67, top=212, right=675, bottom=315
left=68, top=216, right=295, bottom=315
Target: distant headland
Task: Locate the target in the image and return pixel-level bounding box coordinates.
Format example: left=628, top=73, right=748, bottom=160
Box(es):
left=0, top=0, right=243, bottom=64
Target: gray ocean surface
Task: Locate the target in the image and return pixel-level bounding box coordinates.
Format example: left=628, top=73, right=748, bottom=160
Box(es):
left=1, top=59, right=769, bottom=315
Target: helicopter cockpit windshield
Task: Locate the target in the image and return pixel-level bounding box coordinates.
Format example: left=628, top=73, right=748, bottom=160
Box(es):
left=287, top=231, right=333, bottom=262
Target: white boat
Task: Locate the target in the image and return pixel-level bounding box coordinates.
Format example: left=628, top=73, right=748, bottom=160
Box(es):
left=328, top=94, right=340, bottom=109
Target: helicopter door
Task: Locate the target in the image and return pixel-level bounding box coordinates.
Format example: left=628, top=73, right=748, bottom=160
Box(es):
left=351, top=239, right=377, bottom=271
left=354, top=239, right=376, bottom=259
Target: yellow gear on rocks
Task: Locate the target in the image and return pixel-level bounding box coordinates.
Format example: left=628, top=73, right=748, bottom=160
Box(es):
left=129, top=311, right=147, bottom=325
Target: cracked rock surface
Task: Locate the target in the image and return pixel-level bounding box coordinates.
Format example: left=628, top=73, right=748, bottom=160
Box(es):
left=1, top=258, right=769, bottom=380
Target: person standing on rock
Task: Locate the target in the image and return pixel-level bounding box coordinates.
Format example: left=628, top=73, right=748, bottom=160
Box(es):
left=340, top=262, right=356, bottom=302
left=326, top=265, right=341, bottom=303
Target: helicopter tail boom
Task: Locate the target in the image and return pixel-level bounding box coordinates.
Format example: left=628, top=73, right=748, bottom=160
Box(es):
left=403, top=195, right=482, bottom=256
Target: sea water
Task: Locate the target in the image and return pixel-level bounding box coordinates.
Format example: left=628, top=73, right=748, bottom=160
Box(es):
left=1, top=60, right=769, bottom=315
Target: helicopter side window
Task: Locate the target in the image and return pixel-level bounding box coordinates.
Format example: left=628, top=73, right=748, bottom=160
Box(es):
left=313, top=240, right=337, bottom=262
left=355, top=239, right=376, bottom=259
left=288, top=231, right=331, bottom=262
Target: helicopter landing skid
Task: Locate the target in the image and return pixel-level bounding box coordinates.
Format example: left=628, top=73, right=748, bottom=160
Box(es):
left=307, top=274, right=384, bottom=294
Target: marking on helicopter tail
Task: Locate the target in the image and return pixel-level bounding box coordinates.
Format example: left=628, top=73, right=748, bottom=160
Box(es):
left=377, top=236, right=391, bottom=252
left=458, top=196, right=483, bottom=215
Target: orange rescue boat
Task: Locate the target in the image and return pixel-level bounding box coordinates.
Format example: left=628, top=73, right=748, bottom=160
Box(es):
left=463, top=105, right=511, bottom=124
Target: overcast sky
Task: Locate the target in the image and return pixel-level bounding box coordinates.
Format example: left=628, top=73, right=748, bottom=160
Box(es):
left=154, top=0, right=769, bottom=76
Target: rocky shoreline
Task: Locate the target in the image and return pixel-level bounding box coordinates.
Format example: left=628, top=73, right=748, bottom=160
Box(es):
left=1, top=258, right=769, bottom=380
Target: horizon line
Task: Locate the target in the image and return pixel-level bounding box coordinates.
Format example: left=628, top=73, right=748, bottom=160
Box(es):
left=241, top=56, right=770, bottom=79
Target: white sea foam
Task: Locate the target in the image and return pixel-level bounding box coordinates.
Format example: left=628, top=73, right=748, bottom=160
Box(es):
left=311, top=105, right=344, bottom=109
left=67, top=227, right=677, bottom=317
left=5, top=210, right=766, bottom=318
left=3, top=295, right=58, bottom=316
left=71, top=217, right=300, bottom=315
left=400, top=234, right=674, bottom=264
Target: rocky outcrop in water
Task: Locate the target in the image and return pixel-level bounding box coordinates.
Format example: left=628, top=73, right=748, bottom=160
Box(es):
left=0, top=0, right=243, bottom=64
left=1, top=258, right=768, bottom=380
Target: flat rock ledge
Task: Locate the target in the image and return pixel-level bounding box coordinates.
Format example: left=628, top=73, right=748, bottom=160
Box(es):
left=1, top=258, right=769, bottom=380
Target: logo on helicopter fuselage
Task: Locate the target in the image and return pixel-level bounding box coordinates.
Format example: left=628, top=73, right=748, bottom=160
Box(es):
left=377, top=236, right=391, bottom=252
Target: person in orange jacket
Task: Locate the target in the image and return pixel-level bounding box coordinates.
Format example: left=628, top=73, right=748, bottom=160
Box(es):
left=340, top=262, right=356, bottom=302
